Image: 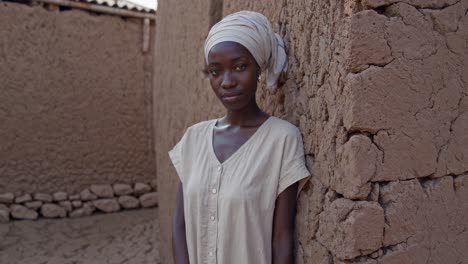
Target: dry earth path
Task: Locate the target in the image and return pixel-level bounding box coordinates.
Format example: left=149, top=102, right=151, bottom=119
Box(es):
left=0, top=208, right=160, bottom=264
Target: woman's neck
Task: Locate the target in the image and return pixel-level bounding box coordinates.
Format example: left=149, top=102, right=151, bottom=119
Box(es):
left=223, top=101, right=268, bottom=127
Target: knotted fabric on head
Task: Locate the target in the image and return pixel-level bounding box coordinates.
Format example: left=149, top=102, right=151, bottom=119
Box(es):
left=204, top=11, right=287, bottom=90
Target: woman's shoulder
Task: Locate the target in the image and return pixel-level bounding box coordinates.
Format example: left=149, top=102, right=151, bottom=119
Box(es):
left=268, top=116, right=302, bottom=138
left=187, top=119, right=215, bottom=131
left=180, top=119, right=216, bottom=139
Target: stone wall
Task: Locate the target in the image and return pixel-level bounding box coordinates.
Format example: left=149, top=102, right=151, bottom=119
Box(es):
left=0, top=2, right=156, bottom=194
left=153, top=0, right=468, bottom=263
left=0, top=181, right=158, bottom=223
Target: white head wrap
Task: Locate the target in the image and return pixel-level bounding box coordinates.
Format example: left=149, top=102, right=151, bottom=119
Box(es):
left=204, top=11, right=287, bottom=90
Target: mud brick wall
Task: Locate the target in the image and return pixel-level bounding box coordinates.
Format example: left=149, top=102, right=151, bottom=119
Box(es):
left=152, top=0, right=225, bottom=261
left=153, top=0, right=468, bottom=263
left=0, top=2, right=156, bottom=194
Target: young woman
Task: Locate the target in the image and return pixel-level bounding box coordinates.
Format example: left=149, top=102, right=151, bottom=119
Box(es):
left=170, top=11, right=310, bottom=264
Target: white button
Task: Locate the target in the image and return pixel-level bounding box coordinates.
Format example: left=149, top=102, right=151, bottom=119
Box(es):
left=209, top=251, right=213, bottom=257
left=217, top=166, right=222, bottom=171
left=210, top=215, right=215, bottom=221
left=212, top=188, right=217, bottom=194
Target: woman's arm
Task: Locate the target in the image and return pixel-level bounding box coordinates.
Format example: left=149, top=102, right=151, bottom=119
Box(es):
left=172, top=181, right=190, bottom=264
left=272, top=183, right=298, bottom=264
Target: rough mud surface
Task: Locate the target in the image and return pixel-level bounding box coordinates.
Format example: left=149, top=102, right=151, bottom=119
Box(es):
left=152, top=1, right=225, bottom=262
left=0, top=2, right=155, bottom=194
left=0, top=209, right=160, bottom=264
left=154, top=0, right=468, bottom=263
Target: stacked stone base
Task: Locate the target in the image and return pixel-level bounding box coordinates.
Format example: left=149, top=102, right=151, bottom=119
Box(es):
left=0, top=181, right=158, bottom=223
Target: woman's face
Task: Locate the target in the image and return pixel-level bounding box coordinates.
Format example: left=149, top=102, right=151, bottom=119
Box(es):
left=207, top=41, right=260, bottom=111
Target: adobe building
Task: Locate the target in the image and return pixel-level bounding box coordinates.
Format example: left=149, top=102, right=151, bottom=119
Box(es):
left=0, top=0, right=157, bottom=215
left=153, top=0, right=468, bottom=263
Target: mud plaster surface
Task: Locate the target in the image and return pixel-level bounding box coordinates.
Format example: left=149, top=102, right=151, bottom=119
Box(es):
left=0, top=2, right=156, bottom=194
left=152, top=1, right=225, bottom=262
left=0, top=209, right=160, bottom=264
left=153, top=0, right=468, bottom=263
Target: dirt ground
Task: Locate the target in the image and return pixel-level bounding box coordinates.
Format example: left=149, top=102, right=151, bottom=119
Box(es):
left=0, top=208, right=160, bottom=264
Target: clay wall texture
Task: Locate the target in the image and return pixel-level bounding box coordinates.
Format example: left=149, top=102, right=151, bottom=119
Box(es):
left=153, top=0, right=468, bottom=263
left=0, top=2, right=156, bottom=194
left=152, top=1, right=225, bottom=261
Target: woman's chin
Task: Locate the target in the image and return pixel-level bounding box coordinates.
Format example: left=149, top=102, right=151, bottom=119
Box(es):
left=221, top=101, right=248, bottom=111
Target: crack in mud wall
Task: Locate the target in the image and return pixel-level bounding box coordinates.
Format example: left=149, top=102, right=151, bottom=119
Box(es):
left=153, top=0, right=468, bottom=263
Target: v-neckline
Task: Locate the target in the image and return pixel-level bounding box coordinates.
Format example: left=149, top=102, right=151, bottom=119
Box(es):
left=209, top=116, right=273, bottom=166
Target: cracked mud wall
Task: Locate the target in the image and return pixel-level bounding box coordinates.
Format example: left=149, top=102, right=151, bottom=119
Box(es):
left=0, top=2, right=156, bottom=194
left=334, top=1, right=468, bottom=263
left=153, top=0, right=468, bottom=263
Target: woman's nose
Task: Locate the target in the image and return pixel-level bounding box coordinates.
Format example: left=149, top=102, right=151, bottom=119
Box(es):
left=221, top=71, right=234, bottom=89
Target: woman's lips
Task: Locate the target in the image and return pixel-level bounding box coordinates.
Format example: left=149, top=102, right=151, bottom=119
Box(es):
left=222, top=93, right=242, bottom=102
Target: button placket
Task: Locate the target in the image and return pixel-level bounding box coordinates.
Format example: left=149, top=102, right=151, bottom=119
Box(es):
left=208, top=164, right=222, bottom=263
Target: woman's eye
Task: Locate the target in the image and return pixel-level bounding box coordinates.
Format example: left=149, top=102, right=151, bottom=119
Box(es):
left=234, top=64, right=246, bottom=71
left=209, top=69, right=219, bottom=76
